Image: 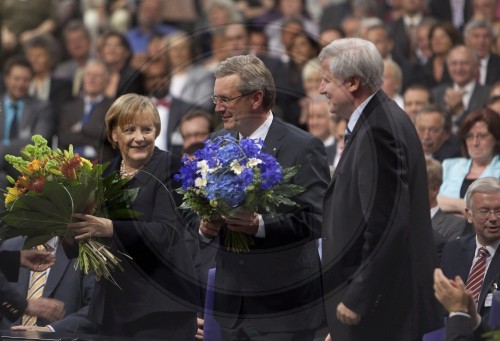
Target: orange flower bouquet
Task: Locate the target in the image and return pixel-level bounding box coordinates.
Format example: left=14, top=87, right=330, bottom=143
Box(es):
left=0, top=135, right=140, bottom=282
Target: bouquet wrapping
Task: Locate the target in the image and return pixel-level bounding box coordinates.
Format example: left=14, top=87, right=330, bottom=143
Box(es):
left=0, top=135, right=140, bottom=282
left=175, top=134, right=304, bottom=252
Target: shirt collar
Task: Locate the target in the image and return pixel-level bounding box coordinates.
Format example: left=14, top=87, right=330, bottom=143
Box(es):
left=347, top=93, right=376, bottom=133
left=453, top=80, right=476, bottom=93
left=430, top=205, right=440, bottom=218
left=475, top=236, right=500, bottom=258
left=241, top=111, right=274, bottom=141
left=403, top=14, right=423, bottom=27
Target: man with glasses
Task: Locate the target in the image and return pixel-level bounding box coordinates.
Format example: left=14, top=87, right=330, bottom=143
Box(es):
left=441, top=176, right=500, bottom=318
left=198, top=55, right=330, bottom=340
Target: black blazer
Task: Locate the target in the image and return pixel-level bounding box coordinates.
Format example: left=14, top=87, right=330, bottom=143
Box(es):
left=88, top=148, right=200, bottom=330
left=0, top=251, right=26, bottom=321
left=441, top=234, right=500, bottom=317
left=57, top=97, right=117, bottom=162
left=322, top=91, right=442, bottom=340
left=207, top=117, right=330, bottom=332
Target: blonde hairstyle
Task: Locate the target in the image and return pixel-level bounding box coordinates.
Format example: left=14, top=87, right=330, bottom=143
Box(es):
left=302, top=58, right=321, bottom=81
left=105, top=94, right=161, bottom=148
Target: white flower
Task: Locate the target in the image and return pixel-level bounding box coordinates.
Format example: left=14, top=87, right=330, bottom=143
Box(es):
left=230, top=160, right=245, bottom=175
left=247, top=158, right=262, bottom=168
left=195, top=176, right=207, bottom=188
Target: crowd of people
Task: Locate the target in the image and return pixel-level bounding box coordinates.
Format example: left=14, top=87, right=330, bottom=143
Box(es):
left=0, top=0, right=499, bottom=340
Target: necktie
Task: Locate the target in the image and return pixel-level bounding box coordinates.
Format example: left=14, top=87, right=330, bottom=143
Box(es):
left=10, top=103, right=18, bottom=141
left=344, top=128, right=352, bottom=146
left=81, top=101, right=97, bottom=126
left=22, top=245, right=49, bottom=326
left=407, top=23, right=418, bottom=60
left=466, top=247, right=490, bottom=303
left=156, top=98, right=171, bottom=108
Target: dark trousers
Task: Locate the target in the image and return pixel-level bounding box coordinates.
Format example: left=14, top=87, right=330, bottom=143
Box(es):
left=220, top=320, right=316, bottom=341
left=102, top=311, right=197, bottom=339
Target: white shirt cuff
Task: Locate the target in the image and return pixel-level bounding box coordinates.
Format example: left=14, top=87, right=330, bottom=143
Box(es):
left=254, top=214, right=265, bottom=238
left=198, top=229, right=214, bottom=243
left=46, top=325, right=55, bottom=332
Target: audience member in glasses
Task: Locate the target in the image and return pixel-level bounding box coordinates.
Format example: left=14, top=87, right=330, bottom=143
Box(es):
left=438, top=107, right=500, bottom=215
left=440, top=177, right=500, bottom=320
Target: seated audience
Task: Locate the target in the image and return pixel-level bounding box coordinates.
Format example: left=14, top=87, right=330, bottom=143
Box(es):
left=414, top=106, right=461, bottom=162
left=306, top=97, right=337, bottom=166
left=432, top=45, right=490, bottom=134
left=438, top=107, right=500, bottom=214
left=57, top=59, right=116, bottom=162
left=403, top=84, right=432, bottom=122
left=427, top=157, right=470, bottom=242
left=440, top=177, right=500, bottom=318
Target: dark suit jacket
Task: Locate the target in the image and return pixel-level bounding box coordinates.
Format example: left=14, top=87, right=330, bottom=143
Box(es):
left=207, top=118, right=330, bottom=332
left=441, top=235, right=500, bottom=317
left=326, top=142, right=337, bottom=166
left=88, top=148, right=200, bottom=332
left=446, top=314, right=491, bottom=341
left=0, top=96, right=55, bottom=186
left=322, top=91, right=442, bottom=340
left=57, top=97, right=117, bottom=162
left=486, top=54, right=500, bottom=86
left=428, top=0, right=473, bottom=31
left=48, top=77, right=73, bottom=113
left=432, top=83, right=490, bottom=127
left=433, top=135, right=462, bottom=163
left=0, top=251, right=26, bottom=321
left=432, top=209, right=470, bottom=241
left=116, top=65, right=145, bottom=99
left=0, top=96, right=54, bottom=167
left=0, top=237, right=97, bottom=333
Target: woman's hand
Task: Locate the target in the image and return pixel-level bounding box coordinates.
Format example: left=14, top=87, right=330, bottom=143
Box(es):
left=68, top=213, right=113, bottom=240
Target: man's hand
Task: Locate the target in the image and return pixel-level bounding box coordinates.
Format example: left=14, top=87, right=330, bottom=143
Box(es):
left=337, top=302, right=361, bottom=325
left=25, top=297, right=65, bottom=322
left=433, top=268, right=469, bottom=313
left=434, top=268, right=479, bottom=327
left=200, top=219, right=224, bottom=238
left=20, top=250, right=55, bottom=272
left=195, top=317, right=204, bottom=340
left=444, top=88, right=465, bottom=115
left=225, top=210, right=259, bottom=235
left=11, top=325, right=51, bottom=332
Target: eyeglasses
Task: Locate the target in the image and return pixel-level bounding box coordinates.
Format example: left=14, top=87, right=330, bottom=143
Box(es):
left=211, top=92, right=253, bottom=105
left=473, top=208, right=500, bottom=220
left=465, top=132, right=490, bottom=141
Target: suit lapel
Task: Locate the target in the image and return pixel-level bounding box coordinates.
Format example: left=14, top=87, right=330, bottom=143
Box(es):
left=478, top=249, right=500, bottom=310
left=43, top=245, right=70, bottom=297
left=262, top=118, right=285, bottom=157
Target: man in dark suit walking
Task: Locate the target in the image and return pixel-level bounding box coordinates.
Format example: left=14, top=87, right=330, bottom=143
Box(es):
left=199, top=55, right=330, bottom=340
left=319, top=38, right=442, bottom=341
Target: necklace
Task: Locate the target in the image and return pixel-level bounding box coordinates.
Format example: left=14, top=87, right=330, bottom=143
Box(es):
left=120, top=159, right=146, bottom=179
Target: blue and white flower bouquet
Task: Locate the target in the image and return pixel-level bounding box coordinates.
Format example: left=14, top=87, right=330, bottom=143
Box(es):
left=175, top=134, right=304, bottom=252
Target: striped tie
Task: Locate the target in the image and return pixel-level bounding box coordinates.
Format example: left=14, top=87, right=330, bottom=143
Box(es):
left=21, top=245, right=48, bottom=326
left=465, top=247, right=490, bottom=303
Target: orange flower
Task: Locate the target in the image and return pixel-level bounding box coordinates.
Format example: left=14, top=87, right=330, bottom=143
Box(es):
left=27, top=159, right=40, bottom=172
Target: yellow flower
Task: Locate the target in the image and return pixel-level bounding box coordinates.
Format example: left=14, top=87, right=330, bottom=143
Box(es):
left=81, top=157, right=93, bottom=168
left=5, top=186, right=24, bottom=205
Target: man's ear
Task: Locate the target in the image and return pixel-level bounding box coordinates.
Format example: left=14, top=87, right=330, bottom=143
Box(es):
left=251, top=91, right=264, bottom=110
left=465, top=208, right=473, bottom=224
left=346, top=76, right=361, bottom=93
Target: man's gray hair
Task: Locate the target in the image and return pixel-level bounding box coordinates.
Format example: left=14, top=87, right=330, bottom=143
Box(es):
left=465, top=177, right=500, bottom=209
left=318, top=38, right=384, bottom=92
left=464, top=19, right=494, bottom=38
left=214, top=55, right=276, bottom=111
